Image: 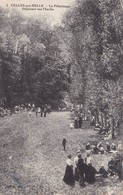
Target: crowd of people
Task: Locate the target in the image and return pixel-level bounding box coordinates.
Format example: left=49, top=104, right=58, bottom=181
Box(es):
left=0, top=103, right=52, bottom=118
left=0, top=107, right=12, bottom=117
left=63, top=140, right=123, bottom=187
left=70, top=111, right=83, bottom=129
left=35, top=105, right=51, bottom=117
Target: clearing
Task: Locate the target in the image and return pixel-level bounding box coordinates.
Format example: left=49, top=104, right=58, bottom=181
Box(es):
left=0, top=111, right=123, bottom=195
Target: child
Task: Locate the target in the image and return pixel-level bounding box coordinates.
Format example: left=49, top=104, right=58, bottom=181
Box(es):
left=62, top=138, right=67, bottom=151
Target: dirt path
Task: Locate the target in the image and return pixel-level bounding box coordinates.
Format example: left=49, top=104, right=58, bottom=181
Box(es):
left=0, top=111, right=123, bottom=195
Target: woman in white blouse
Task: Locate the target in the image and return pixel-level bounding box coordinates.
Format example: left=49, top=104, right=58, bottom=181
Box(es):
left=63, top=154, right=75, bottom=185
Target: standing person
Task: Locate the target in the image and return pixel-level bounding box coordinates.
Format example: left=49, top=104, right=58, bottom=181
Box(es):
left=74, top=150, right=81, bottom=181
left=63, top=155, right=74, bottom=185
left=40, top=107, right=43, bottom=117
left=118, top=141, right=122, bottom=153
left=28, top=103, right=31, bottom=110
left=44, top=107, right=47, bottom=117
left=38, top=107, right=41, bottom=114
left=77, top=154, right=87, bottom=186
left=78, top=114, right=83, bottom=128
left=114, top=152, right=122, bottom=181
left=62, top=138, right=67, bottom=151
left=32, top=103, right=35, bottom=111
left=74, top=116, right=78, bottom=129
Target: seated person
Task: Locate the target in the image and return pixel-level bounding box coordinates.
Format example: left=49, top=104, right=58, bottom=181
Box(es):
left=108, top=157, right=116, bottom=176
left=97, top=142, right=103, bottom=149
left=106, top=142, right=111, bottom=153
left=94, top=123, right=101, bottom=131
left=85, top=163, right=97, bottom=184
left=85, top=152, right=92, bottom=165
left=101, top=126, right=109, bottom=135
left=97, top=142, right=105, bottom=153
left=91, top=144, right=99, bottom=154
left=111, top=143, right=116, bottom=151
left=99, top=146, right=105, bottom=154
left=85, top=143, right=91, bottom=150
left=98, top=165, right=108, bottom=178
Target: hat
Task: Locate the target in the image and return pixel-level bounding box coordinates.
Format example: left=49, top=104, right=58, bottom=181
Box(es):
left=86, top=151, right=91, bottom=156
left=76, top=150, right=81, bottom=154
left=87, top=143, right=90, bottom=145
left=67, top=154, right=71, bottom=159
left=78, top=154, right=82, bottom=158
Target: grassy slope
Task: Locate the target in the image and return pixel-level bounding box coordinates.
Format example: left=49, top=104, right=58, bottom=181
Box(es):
left=0, top=111, right=123, bottom=195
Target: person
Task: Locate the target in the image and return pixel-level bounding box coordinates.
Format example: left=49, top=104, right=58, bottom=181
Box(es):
left=32, top=103, right=35, bottom=111
left=114, top=152, right=122, bottom=181
left=111, top=143, right=116, bottom=151
left=28, top=103, right=31, bottom=110
left=44, top=108, right=47, bottom=117
left=62, top=138, right=67, bottom=151
left=85, top=163, right=97, bottom=184
left=70, top=122, right=74, bottom=129
left=108, top=157, right=116, bottom=176
left=97, top=142, right=105, bottom=154
left=85, top=152, right=92, bottom=165
left=40, top=107, right=43, bottom=117
left=74, top=150, right=80, bottom=181
left=118, top=141, right=122, bottom=152
left=29, top=110, right=32, bottom=117
left=98, top=165, right=108, bottom=178
left=90, top=116, right=95, bottom=126
left=85, top=143, right=91, bottom=150
left=78, top=114, right=83, bottom=128
left=94, top=123, right=101, bottom=131
left=91, top=144, right=99, bottom=154
left=77, top=154, right=87, bottom=186
left=63, top=155, right=74, bottom=185
left=106, top=142, right=111, bottom=153
left=99, top=146, right=105, bottom=154
left=74, top=116, right=78, bottom=129
left=97, top=142, right=103, bottom=149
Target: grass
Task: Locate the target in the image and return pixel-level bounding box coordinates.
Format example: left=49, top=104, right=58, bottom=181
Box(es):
left=0, top=111, right=123, bottom=195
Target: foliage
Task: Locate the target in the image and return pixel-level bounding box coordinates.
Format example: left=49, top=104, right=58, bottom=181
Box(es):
left=62, top=0, right=123, bottom=122
left=0, top=8, right=70, bottom=108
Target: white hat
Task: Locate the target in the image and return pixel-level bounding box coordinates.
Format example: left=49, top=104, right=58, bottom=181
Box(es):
left=76, top=150, right=81, bottom=154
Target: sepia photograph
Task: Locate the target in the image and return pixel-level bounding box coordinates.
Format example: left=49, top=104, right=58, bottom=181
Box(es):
left=0, top=0, right=123, bottom=194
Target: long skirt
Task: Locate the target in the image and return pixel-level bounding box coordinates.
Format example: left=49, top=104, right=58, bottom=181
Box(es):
left=63, top=165, right=74, bottom=185
left=74, top=120, right=78, bottom=129
left=75, top=168, right=79, bottom=181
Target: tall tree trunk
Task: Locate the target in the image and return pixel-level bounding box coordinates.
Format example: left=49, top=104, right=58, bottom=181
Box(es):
left=110, top=116, right=115, bottom=139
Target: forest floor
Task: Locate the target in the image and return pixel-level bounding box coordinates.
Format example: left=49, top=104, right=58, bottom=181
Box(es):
left=0, top=111, right=123, bottom=195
